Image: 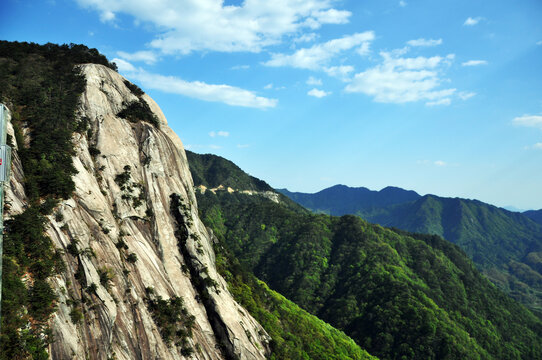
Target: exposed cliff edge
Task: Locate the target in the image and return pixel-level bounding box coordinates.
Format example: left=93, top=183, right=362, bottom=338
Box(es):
left=5, top=64, right=269, bottom=360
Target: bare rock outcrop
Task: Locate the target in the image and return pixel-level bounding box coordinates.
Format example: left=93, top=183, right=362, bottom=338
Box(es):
left=6, top=64, right=269, bottom=360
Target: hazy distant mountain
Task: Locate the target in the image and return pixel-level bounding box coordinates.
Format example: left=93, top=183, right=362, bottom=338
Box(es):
left=277, top=185, right=421, bottom=216
left=524, top=209, right=542, bottom=225
left=279, top=185, right=542, bottom=313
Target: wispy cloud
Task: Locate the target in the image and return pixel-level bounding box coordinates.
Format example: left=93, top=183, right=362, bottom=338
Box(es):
left=306, top=76, right=322, bottom=86
left=209, top=131, right=229, bottom=137
left=536, top=40, right=542, bottom=46
left=345, top=50, right=456, bottom=105
left=407, top=38, right=442, bottom=47
left=264, top=83, right=273, bottom=89
left=462, top=60, right=488, bottom=66
left=399, top=1, right=407, bottom=7
left=264, top=31, right=375, bottom=72
left=293, top=33, right=318, bottom=44
left=77, top=0, right=352, bottom=54
left=231, top=64, right=250, bottom=70
left=114, top=59, right=277, bottom=109
left=458, top=91, right=476, bottom=100
left=117, top=50, right=159, bottom=64
left=307, top=88, right=331, bottom=98
left=513, top=115, right=542, bottom=129
left=464, top=16, right=482, bottom=26
left=417, top=160, right=449, bottom=167
left=426, top=98, right=451, bottom=107
left=533, top=143, right=542, bottom=149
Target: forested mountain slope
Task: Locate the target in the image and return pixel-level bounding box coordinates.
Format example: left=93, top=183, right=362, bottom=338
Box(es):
left=188, top=152, right=542, bottom=360
left=0, top=41, right=374, bottom=360
left=279, top=185, right=542, bottom=313
left=277, top=185, right=420, bottom=216
left=524, top=209, right=542, bottom=225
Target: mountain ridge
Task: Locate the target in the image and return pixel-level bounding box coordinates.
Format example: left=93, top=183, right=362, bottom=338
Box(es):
left=187, top=151, right=542, bottom=360
left=278, top=184, right=542, bottom=313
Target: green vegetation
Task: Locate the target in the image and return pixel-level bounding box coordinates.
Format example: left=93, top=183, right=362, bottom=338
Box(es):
left=280, top=185, right=542, bottom=314
left=524, top=209, right=542, bottom=225
left=186, top=150, right=274, bottom=192
left=189, top=152, right=542, bottom=360
left=0, top=41, right=115, bottom=358
left=215, top=242, right=376, bottom=360
left=117, top=99, right=159, bottom=128
left=144, top=287, right=196, bottom=352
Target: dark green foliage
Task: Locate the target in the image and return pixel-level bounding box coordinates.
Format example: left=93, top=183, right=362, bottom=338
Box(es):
left=215, top=243, right=376, bottom=360
left=145, top=288, right=195, bottom=352
left=117, top=100, right=159, bottom=127
left=126, top=253, right=138, bottom=263
left=124, top=80, right=144, bottom=96
left=115, top=166, right=131, bottom=188
left=69, top=306, right=84, bottom=324
left=190, top=157, right=542, bottom=360
left=278, top=185, right=420, bottom=216
left=186, top=150, right=273, bottom=192
left=524, top=209, right=542, bottom=225
left=280, top=186, right=542, bottom=313
left=1, top=208, right=63, bottom=358
left=0, top=41, right=114, bottom=357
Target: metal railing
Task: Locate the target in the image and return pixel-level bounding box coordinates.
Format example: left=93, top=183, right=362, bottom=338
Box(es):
left=0, top=103, right=13, bottom=332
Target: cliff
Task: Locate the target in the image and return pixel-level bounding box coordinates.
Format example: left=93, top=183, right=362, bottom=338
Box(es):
left=5, top=64, right=269, bottom=360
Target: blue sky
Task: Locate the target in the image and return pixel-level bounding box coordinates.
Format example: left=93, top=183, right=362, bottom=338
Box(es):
left=2, top=0, right=542, bottom=210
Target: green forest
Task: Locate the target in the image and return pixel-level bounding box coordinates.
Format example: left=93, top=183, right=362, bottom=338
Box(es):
left=0, top=41, right=374, bottom=359
left=279, top=185, right=542, bottom=315
left=0, top=41, right=117, bottom=358
left=190, top=151, right=542, bottom=360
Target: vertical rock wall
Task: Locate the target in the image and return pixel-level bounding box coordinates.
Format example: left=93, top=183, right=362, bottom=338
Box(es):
left=6, top=64, right=269, bottom=360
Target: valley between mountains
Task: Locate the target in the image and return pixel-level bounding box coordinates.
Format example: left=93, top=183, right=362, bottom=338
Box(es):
left=0, top=41, right=541, bottom=360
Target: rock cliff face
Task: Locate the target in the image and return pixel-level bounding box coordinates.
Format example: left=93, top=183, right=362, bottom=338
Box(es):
left=6, top=64, right=269, bottom=360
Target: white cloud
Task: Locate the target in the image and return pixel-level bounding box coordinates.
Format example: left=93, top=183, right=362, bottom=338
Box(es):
left=264, top=83, right=273, bottom=89
left=417, top=160, right=449, bottom=167
left=345, top=51, right=456, bottom=104
left=462, top=60, right=488, bottom=66
left=308, top=88, right=331, bottom=98
left=114, top=58, right=137, bottom=72
left=513, top=115, right=542, bottom=129
left=357, top=41, right=371, bottom=56
left=264, top=31, right=375, bottom=70
left=231, top=64, right=250, bottom=70
left=113, top=58, right=277, bottom=109
left=293, top=33, right=318, bottom=44
left=533, top=143, right=542, bottom=149
left=117, top=50, right=158, bottom=64
left=311, top=9, right=351, bottom=25
left=426, top=98, right=451, bottom=106
left=458, top=91, right=476, bottom=100
left=399, top=1, right=407, bottom=7
left=100, top=10, right=115, bottom=22
left=306, top=76, right=322, bottom=86
left=464, top=17, right=482, bottom=26
left=77, top=0, right=352, bottom=54
left=407, top=38, right=443, bottom=47
left=323, top=65, right=354, bottom=79
left=209, top=131, right=229, bottom=137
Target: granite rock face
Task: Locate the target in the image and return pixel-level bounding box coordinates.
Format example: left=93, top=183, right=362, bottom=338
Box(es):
left=6, top=64, right=269, bottom=360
